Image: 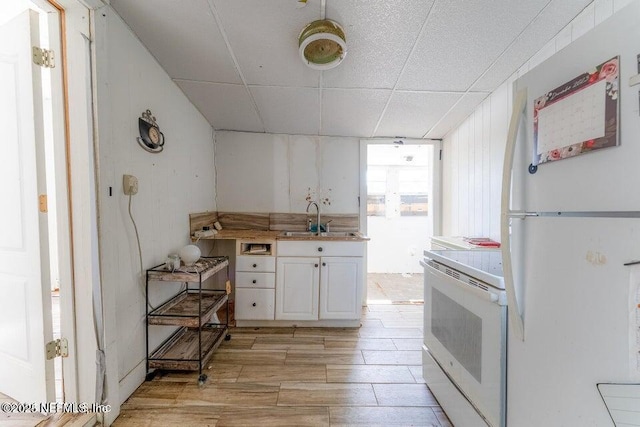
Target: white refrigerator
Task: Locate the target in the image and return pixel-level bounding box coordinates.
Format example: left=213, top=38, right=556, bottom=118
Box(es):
left=502, top=2, right=640, bottom=426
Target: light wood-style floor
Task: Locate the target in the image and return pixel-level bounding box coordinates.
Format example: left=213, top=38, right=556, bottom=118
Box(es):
left=367, top=273, right=424, bottom=303
left=115, top=303, right=451, bottom=426
left=0, top=392, right=95, bottom=427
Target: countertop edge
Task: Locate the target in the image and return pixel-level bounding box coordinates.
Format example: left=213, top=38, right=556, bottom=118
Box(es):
left=192, top=230, right=369, bottom=242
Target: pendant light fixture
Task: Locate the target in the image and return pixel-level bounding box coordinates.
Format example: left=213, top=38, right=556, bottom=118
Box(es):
left=298, top=19, right=347, bottom=70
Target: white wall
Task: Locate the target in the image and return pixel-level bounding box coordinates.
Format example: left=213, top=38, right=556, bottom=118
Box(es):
left=94, top=6, right=216, bottom=415
left=215, top=131, right=360, bottom=214
left=441, top=0, right=633, bottom=241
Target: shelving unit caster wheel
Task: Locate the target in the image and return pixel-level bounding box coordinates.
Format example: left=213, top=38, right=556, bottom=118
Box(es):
left=198, top=374, right=208, bottom=387
left=225, top=334, right=231, bottom=341
left=145, top=371, right=156, bottom=382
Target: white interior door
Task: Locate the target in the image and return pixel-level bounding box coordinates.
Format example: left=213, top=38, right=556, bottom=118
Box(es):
left=0, top=9, right=54, bottom=403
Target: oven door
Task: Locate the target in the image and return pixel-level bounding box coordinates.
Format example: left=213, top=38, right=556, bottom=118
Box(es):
left=423, top=260, right=506, bottom=427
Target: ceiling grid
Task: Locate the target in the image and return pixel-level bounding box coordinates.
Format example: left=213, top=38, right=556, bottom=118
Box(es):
left=370, top=0, right=437, bottom=138
left=422, top=0, right=560, bottom=138
left=110, top=0, right=593, bottom=139
left=204, top=0, right=267, bottom=132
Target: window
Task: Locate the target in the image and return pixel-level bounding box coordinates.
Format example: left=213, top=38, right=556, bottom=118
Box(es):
left=367, top=160, right=430, bottom=217
left=400, top=194, right=428, bottom=216
left=367, top=168, right=386, bottom=216
left=398, top=169, right=429, bottom=216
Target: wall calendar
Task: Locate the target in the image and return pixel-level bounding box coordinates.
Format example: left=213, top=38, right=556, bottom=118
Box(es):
left=533, top=56, right=619, bottom=167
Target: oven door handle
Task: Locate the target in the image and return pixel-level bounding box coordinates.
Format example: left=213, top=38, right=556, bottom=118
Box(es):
left=424, top=262, right=499, bottom=303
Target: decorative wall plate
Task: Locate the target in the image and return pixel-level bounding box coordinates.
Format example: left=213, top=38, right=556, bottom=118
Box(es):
left=136, top=109, right=165, bottom=153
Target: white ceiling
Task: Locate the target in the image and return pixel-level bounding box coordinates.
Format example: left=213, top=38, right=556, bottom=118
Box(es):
left=110, top=0, right=591, bottom=139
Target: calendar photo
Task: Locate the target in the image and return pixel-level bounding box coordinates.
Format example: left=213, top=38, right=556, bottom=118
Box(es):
left=533, top=56, right=619, bottom=166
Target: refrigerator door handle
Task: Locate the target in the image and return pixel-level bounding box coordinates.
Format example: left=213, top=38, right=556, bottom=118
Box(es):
left=501, top=88, right=527, bottom=341
left=507, top=211, right=539, bottom=218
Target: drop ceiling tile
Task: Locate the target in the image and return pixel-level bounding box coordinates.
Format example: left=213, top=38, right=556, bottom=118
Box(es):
left=425, top=92, right=489, bottom=138
left=322, top=0, right=434, bottom=89
left=471, top=0, right=593, bottom=92
left=321, top=89, right=391, bottom=137
left=212, top=0, right=322, bottom=87
left=110, top=0, right=241, bottom=83
left=250, top=86, right=320, bottom=135
left=397, top=0, right=549, bottom=91
left=175, top=80, right=264, bottom=132
left=374, top=91, right=463, bottom=138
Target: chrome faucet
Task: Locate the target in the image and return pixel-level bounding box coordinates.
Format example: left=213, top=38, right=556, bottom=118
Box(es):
left=306, top=201, right=321, bottom=235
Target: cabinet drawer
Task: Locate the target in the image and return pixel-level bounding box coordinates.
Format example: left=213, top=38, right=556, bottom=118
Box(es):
left=235, top=288, right=275, bottom=320
left=236, top=272, right=275, bottom=289
left=236, top=255, right=276, bottom=272
left=278, top=241, right=365, bottom=257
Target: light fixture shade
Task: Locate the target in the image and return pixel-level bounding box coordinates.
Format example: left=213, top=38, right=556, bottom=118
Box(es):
left=299, top=19, right=347, bottom=70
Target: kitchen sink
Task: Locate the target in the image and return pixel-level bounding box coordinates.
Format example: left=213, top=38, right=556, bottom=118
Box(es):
left=319, top=231, right=358, bottom=237
left=280, top=231, right=316, bottom=237
left=280, top=231, right=358, bottom=238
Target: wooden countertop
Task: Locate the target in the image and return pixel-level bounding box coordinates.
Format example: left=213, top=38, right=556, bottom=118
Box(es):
left=276, top=232, right=369, bottom=242
left=201, top=230, right=281, bottom=240
left=193, top=229, right=369, bottom=242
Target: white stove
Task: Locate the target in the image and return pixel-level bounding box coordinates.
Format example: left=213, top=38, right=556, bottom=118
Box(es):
left=421, top=250, right=507, bottom=427
left=426, top=250, right=505, bottom=290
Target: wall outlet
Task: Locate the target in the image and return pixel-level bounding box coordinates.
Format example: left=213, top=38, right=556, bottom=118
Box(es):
left=123, top=174, right=138, bottom=195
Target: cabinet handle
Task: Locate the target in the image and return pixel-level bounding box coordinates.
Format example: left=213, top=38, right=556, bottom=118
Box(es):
left=252, top=279, right=257, bottom=284
left=314, top=263, right=319, bottom=268
left=322, top=262, right=326, bottom=266
left=318, top=247, right=323, bottom=252
left=252, top=263, right=257, bottom=268
left=252, top=302, right=257, bottom=307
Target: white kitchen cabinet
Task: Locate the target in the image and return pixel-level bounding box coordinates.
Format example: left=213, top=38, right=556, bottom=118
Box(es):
left=236, top=255, right=276, bottom=272
left=235, top=288, right=275, bottom=320
left=319, top=257, right=363, bottom=320
left=275, top=257, right=319, bottom=320
left=235, top=240, right=276, bottom=321
left=276, top=241, right=364, bottom=322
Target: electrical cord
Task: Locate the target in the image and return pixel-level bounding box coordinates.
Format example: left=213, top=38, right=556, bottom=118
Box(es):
left=207, top=237, right=217, bottom=256
left=128, top=193, right=156, bottom=310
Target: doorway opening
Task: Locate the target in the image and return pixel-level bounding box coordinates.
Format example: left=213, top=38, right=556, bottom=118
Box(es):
left=360, top=140, right=440, bottom=305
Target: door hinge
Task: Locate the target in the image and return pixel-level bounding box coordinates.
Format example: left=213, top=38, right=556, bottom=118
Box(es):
left=39, top=194, right=47, bottom=213
left=32, top=46, right=55, bottom=68
left=46, top=338, right=68, bottom=360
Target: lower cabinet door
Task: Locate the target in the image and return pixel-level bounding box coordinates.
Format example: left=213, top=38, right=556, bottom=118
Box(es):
left=320, top=257, right=363, bottom=320
left=276, top=257, right=319, bottom=320
left=235, top=288, right=275, bottom=320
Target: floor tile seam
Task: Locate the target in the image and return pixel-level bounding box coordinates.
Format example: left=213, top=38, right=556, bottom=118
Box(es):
left=326, top=405, right=447, bottom=426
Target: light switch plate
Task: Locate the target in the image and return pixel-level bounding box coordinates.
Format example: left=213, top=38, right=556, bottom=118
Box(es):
left=123, top=174, right=138, bottom=195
